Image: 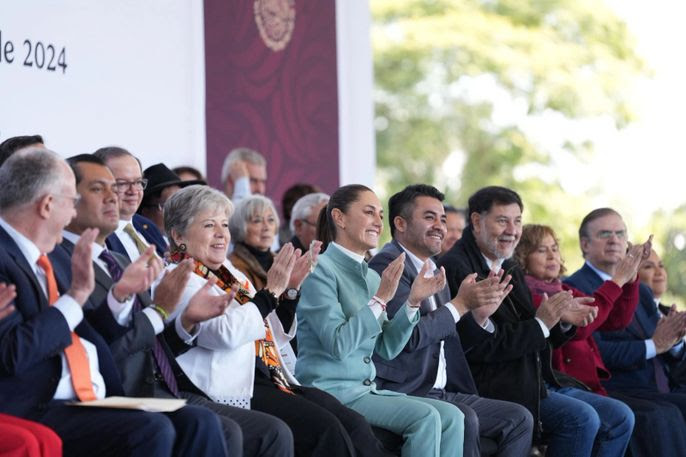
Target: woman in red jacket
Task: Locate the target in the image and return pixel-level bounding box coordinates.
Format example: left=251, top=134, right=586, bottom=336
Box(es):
left=514, top=224, right=647, bottom=395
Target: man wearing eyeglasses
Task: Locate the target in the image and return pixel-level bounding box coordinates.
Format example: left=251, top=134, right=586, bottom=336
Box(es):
left=289, top=192, right=329, bottom=253
left=566, top=207, right=686, bottom=457
left=93, top=147, right=168, bottom=261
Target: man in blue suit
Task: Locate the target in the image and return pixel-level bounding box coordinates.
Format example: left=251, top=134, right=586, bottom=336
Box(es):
left=93, top=146, right=168, bottom=260
left=0, top=148, right=227, bottom=456
left=565, top=207, right=686, bottom=456
left=369, top=184, right=533, bottom=457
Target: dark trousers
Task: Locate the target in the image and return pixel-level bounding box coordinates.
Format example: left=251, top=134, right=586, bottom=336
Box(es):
left=610, top=390, right=686, bottom=457
left=251, top=374, right=392, bottom=457
left=427, top=389, right=534, bottom=457
left=182, top=391, right=294, bottom=457
left=39, top=401, right=227, bottom=457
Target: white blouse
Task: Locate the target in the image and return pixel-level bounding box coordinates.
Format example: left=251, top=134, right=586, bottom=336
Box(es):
left=152, top=259, right=298, bottom=408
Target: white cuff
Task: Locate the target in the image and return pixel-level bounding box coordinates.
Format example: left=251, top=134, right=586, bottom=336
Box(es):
left=142, top=307, right=165, bottom=334
left=53, top=295, right=83, bottom=331
left=231, top=176, right=251, bottom=204
left=482, top=318, right=495, bottom=333
left=534, top=317, right=551, bottom=338
left=645, top=339, right=657, bottom=359
left=175, top=316, right=199, bottom=344
left=405, top=305, right=419, bottom=319
left=107, top=288, right=136, bottom=326
left=443, top=302, right=461, bottom=323
left=368, top=299, right=384, bottom=319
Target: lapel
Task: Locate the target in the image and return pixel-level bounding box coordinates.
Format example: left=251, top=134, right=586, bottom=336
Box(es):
left=105, top=233, right=131, bottom=262
left=0, top=225, right=49, bottom=311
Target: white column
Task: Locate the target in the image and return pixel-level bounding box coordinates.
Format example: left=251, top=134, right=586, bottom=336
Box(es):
left=335, top=0, right=375, bottom=187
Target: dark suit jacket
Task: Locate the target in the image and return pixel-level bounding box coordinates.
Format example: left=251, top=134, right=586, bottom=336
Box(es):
left=437, top=227, right=576, bottom=433
left=106, top=214, right=168, bottom=261
left=55, top=240, right=199, bottom=398
left=0, top=226, right=123, bottom=419
left=369, top=240, right=487, bottom=396
left=565, top=263, right=685, bottom=392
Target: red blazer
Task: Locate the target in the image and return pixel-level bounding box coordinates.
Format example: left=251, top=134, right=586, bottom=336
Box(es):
left=531, top=278, right=639, bottom=395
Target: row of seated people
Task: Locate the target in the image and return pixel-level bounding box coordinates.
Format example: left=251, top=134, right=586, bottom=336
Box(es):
left=0, top=138, right=685, bottom=457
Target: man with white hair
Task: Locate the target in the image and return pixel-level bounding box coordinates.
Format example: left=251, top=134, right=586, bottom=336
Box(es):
left=221, top=147, right=267, bottom=204
left=289, top=192, right=329, bottom=252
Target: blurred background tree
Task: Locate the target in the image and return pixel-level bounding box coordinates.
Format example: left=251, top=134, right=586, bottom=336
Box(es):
left=372, top=0, right=649, bottom=274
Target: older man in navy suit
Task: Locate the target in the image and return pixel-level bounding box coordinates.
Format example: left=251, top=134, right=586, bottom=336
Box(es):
left=565, top=207, right=686, bottom=457
left=369, top=184, right=533, bottom=457
left=0, top=148, right=228, bottom=457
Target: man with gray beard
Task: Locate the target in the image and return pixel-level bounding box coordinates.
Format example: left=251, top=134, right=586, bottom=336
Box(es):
left=438, top=186, right=633, bottom=457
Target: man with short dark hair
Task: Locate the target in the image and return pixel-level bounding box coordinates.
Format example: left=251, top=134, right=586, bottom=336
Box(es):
left=370, top=184, right=533, bottom=457
left=94, top=146, right=168, bottom=260
left=565, top=207, right=686, bottom=456
left=439, top=186, right=635, bottom=457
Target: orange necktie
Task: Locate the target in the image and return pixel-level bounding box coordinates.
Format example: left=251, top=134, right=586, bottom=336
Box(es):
left=37, top=255, right=96, bottom=401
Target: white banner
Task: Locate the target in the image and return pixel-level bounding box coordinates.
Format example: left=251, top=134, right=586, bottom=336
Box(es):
left=0, top=0, right=206, bottom=172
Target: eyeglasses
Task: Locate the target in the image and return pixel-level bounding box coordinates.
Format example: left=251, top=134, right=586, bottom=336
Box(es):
left=596, top=230, right=626, bottom=240
left=301, top=219, right=318, bottom=227
left=52, top=193, right=81, bottom=206
left=114, top=179, right=148, bottom=192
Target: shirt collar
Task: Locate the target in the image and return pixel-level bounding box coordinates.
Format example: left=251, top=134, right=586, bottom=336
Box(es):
left=62, top=230, right=105, bottom=261
left=116, top=219, right=132, bottom=232
left=482, top=253, right=504, bottom=272
left=585, top=260, right=612, bottom=281
left=0, top=216, right=42, bottom=266
left=330, top=241, right=365, bottom=264
left=397, top=241, right=435, bottom=274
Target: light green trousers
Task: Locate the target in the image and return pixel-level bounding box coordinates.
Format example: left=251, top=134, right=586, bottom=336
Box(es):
left=347, top=392, right=464, bottom=457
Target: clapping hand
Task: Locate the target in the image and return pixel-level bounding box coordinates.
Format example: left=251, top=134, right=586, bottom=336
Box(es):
left=152, top=259, right=194, bottom=317
left=0, top=283, right=16, bottom=319
left=560, top=296, right=597, bottom=327
left=68, top=228, right=98, bottom=306
left=536, top=290, right=574, bottom=330
left=408, top=261, right=446, bottom=308
left=375, top=253, right=405, bottom=304
left=113, top=246, right=164, bottom=301
left=265, top=243, right=298, bottom=297
left=180, top=278, right=235, bottom=332
left=288, top=240, right=322, bottom=290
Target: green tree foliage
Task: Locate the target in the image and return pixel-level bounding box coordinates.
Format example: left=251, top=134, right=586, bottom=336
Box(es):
left=372, top=0, right=646, bottom=270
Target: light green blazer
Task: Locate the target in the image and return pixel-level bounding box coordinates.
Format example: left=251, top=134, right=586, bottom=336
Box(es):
left=295, top=243, right=419, bottom=404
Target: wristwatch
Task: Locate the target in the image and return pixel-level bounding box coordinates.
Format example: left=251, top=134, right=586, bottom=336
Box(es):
left=282, top=288, right=299, bottom=301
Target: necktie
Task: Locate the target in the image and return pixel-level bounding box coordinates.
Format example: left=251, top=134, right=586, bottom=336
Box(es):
left=123, top=223, right=151, bottom=257
left=98, top=250, right=179, bottom=396
left=36, top=255, right=96, bottom=401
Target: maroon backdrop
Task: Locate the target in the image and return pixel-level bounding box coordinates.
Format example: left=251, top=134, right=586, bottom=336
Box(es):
left=204, top=0, right=340, bottom=214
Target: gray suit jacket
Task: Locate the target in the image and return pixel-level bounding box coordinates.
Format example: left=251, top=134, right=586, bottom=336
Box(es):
left=57, top=240, right=197, bottom=398
left=368, top=239, right=487, bottom=396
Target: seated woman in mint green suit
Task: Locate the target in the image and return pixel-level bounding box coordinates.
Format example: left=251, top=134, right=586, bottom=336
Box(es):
left=296, top=184, right=465, bottom=457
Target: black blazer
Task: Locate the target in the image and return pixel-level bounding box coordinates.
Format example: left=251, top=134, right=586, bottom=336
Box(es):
left=438, top=227, right=576, bottom=432
left=0, top=226, right=123, bottom=419
left=369, top=240, right=487, bottom=396
left=55, top=239, right=200, bottom=398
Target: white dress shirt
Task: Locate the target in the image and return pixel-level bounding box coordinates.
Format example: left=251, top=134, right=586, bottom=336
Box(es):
left=0, top=218, right=106, bottom=400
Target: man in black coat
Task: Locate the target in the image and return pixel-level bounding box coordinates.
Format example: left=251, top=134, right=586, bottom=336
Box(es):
left=438, top=186, right=634, bottom=457
left=369, top=184, right=533, bottom=457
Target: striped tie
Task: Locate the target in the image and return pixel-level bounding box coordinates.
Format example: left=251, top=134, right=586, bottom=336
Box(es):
left=98, top=249, right=179, bottom=396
